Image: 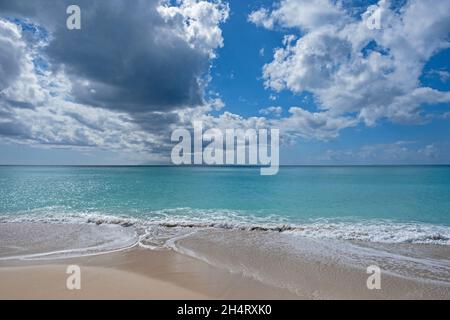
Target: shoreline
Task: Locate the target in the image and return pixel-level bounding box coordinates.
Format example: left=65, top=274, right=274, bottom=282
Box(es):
left=1, top=222, right=450, bottom=299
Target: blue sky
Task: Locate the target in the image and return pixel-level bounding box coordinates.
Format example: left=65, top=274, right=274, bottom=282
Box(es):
left=0, top=0, right=449, bottom=165
left=209, top=0, right=450, bottom=165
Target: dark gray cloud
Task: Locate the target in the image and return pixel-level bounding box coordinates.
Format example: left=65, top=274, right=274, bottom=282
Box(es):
left=133, top=111, right=181, bottom=134
left=0, top=0, right=210, bottom=112
left=0, top=18, right=24, bottom=91
left=0, top=0, right=231, bottom=160
left=0, top=98, right=35, bottom=110
left=0, top=119, right=30, bottom=138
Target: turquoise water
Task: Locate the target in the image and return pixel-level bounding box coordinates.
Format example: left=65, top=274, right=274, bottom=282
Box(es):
left=1, top=166, right=450, bottom=244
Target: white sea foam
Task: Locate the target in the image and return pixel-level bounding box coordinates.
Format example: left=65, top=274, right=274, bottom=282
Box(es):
left=1, top=207, right=450, bottom=248
left=286, top=220, right=450, bottom=245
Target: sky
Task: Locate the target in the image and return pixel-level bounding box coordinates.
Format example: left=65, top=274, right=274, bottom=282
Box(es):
left=0, top=0, right=449, bottom=165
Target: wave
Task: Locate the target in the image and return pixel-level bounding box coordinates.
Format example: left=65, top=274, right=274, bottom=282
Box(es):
left=1, top=207, right=450, bottom=246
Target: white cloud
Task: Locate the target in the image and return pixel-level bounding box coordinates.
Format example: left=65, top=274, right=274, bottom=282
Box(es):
left=259, top=47, right=265, bottom=57
left=428, top=70, right=450, bottom=83
left=325, top=141, right=449, bottom=164
left=274, top=107, right=357, bottom=141
left=0, top=20, right=47, bottom=104
left=251, top=0, right=450, bottom=129
left=259, top=106, right=282, bottom=116
left=0, top=20, right=23, bottom=91
left=157, top=0, right=229, bottom=58
left=249, top=0, right=346, bottom=31
left=248, top=8, right=274, bottom=30
left=418, top=143, right=438, bottom=159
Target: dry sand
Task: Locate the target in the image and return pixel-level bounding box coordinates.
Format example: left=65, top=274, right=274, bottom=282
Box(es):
left=0, top=248, right=298, bottom=300
left=0, top=265, right=209, bottom=300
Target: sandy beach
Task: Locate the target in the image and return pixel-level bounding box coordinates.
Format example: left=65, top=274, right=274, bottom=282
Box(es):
left=0, top=264, right=209, bottom=300
left=0, top=248, right=298, bottom=300
left=1, top=225, right=450, bottom=300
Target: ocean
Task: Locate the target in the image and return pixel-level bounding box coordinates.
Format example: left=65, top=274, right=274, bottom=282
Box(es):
left=1, top=165, right=450, bottom=244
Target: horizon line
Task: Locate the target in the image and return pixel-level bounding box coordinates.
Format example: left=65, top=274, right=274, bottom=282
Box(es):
left=0, top=164, right=449, bottom=167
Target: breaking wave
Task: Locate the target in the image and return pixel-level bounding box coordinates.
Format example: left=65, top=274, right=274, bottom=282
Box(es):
left=1, top=206, right=450, bottom=247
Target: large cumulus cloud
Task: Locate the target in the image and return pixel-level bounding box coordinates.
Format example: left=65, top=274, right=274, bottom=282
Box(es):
left=250, top=0, right=450, bottom=127
left=0, top=0, right=229, bottom=112
left=0, top=0, right=231, bottom=161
